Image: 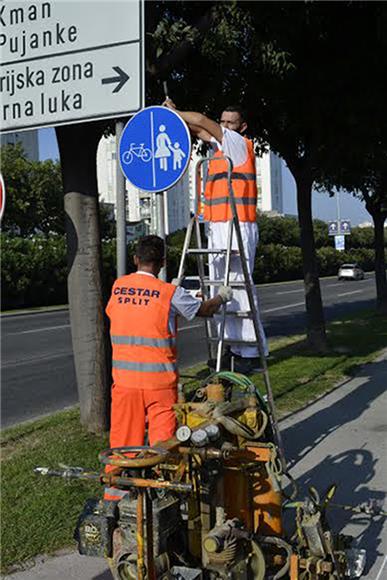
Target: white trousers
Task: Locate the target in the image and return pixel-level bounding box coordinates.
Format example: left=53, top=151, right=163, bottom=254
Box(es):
left=207, top=221, right=268, bottom=358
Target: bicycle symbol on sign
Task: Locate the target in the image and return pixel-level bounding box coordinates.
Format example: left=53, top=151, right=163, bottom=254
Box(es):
left=122, top=143, right=152, bottom=165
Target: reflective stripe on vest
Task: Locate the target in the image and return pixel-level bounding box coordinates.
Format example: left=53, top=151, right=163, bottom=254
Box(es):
left=204, top=197, right=257, bottom=206
left=106, top=272, right=177, bottom=390
left=112, top=360, right=177, bottom=373
left=111, top=335, right=176, bottom=348
left=206, top=172, right=256, bottom=182
left=204, top=137, right=257, bottom=222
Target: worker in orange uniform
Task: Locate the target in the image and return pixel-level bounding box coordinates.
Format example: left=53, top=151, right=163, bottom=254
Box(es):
left=163, top=100, right=268, bottom=375
left=104, top=235, right=233, bottom=501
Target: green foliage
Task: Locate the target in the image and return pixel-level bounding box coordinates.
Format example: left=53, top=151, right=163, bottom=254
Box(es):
left=1, top=234, right=68, bottom=309
left=1, top=144, right=65, bottom=236
left=254, top=244, right=303, bottom=283
left=1, top=234, right=117, bottom=310
left=2, top=227, right=377, bottom=310
left=152, top=17, right=198, bottom=59
left=1, top=408, right=108, bottom=572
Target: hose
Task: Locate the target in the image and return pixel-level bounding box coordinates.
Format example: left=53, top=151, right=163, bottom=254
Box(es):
left=254, top=536, right=292, bottom=580
left=216, top=412, right=268, bottom=440
left=196, top=371, right=269, bottom=415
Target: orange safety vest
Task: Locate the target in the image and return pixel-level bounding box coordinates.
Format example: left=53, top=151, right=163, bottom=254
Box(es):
left=204, top=137, right=258, bottom=222
left=106, top=272, right=178, bottom=390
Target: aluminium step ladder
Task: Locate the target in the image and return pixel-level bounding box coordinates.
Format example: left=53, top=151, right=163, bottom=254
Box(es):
left=176, top=155, right=286, bottom=469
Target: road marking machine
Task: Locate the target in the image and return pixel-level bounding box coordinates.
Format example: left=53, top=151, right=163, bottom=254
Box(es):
left=35, top=370, right=377, bottom=579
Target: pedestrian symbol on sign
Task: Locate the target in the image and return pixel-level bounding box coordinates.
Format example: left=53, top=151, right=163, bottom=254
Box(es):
left=119, top=106, right=191, bottom=193
left=155, top=125, right=172, bottom=171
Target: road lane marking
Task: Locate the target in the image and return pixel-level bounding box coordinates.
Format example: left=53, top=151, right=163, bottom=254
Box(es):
left=9, top=324, right=70, bottom=335
left=262, top=301, right=305, bottom=313
left=337, top=290, right=364, bottom=297
left=276, top=289, right=303, bottom=295
left=179, top=323, right=203, bottom=331
left=7, top=323, right=203, bottom=343
left=3, top=350, right=74, bottom=368
left=375, top=555, right=387, bottom=580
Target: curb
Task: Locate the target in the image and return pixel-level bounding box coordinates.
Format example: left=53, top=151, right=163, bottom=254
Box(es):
left=277, top=346, right=387, bottom=424
left=1, top=306, right=69, bottom=318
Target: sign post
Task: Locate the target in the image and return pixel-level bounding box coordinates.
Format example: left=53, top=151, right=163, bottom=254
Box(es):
left=115, top=121, right=127, bottom=278
left=0, top=173, right=5, bottom=221
left=0, top=0, right=144, bottom=132
left=118, top=106, right=191, bottom=280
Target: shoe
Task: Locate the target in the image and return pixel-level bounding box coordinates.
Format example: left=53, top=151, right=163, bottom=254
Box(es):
left=233, top=356, right=262, bottom=375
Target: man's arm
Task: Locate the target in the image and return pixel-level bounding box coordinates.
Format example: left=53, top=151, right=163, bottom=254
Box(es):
left=163, top=98, right=223, bottom=143
left=197, top=295, right=224, bottom=317
left=171, top=284, right=233, bottom=319
left=187, top=123, right=214, bottom=143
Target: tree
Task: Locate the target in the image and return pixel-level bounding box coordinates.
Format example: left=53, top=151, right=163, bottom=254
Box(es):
left=0, top=143, right=64, bottom=236
left=147, top=1, right=387, bottom=350
left=321, top=163, right=387, bottom=312
left=56, top=121, right=111, bottom=433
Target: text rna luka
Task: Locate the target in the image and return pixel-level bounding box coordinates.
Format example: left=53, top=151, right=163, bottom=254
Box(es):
left=2, top=90, right=82, bottom=122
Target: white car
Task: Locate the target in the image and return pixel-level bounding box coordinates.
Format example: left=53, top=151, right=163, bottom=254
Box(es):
left=338, top=264, right=365, bottom=281
left=181, top=277, right=202, bottom=298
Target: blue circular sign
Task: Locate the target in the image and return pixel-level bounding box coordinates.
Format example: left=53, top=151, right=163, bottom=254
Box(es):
left=119, top=106, right=191, bottom=193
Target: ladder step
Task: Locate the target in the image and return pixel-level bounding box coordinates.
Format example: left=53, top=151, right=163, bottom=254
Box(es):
left=224, top=311, right=253, bottom=318
left=208, top=338, right=258, bottom=345
left=203, top=279, right=246, bottom=287
left=186, top=248, right=239, bottom=255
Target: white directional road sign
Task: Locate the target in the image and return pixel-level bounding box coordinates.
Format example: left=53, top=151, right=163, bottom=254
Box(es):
left=335, top=235, right=345, bottom=251
left=0, top=0, right=144, bottom=132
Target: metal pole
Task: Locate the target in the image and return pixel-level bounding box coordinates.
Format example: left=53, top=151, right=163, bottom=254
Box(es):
left=336, top=190, right=341, bottom=227
left=156, top=191, right=167, bottom=281
left=163, top=190, right=169, bottom=236
left=115, top=120, right=127, bottom=277
left=136, top=490, right=145, bottom=580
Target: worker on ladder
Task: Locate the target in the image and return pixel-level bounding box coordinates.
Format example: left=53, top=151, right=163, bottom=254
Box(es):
left=163, top=99, right=268, bottom=375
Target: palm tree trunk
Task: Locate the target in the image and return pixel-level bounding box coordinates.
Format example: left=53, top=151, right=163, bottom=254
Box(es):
left=56, top=121, right=110, bottom=433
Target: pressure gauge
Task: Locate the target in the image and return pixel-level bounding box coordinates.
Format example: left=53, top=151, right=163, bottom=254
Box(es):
left=176, top=425, right=192, bottom=443
left=190, top=428, right=209, bottom=447
left=205, top=424, right=220, bottom=442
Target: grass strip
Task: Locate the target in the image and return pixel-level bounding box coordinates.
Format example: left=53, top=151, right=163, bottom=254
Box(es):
left=1, top=308, right=386, bottom=572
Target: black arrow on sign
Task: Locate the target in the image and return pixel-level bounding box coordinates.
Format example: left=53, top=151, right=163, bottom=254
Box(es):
left=102, top=66, right=129, bottom=93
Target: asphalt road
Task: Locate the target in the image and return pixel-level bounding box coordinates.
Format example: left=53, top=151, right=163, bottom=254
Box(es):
left=2, top=273, right=376, bottom=428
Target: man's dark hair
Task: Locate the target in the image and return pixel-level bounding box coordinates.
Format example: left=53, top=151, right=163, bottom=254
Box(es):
left=223, top=105, right=246, bottom=122
left=135, top=235, right=165, bottom=265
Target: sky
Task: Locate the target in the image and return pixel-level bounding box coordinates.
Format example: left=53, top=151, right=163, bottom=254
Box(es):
left=281, top=164, right=370, bottom=226
left=39, top=127, right=371, bottom=226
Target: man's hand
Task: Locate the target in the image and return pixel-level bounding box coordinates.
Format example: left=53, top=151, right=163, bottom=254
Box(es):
left=218, top=286, right=233, bottom=303
left=171, top=277, right=182, bottom=287
left=163, top=98, right=177, bottom=110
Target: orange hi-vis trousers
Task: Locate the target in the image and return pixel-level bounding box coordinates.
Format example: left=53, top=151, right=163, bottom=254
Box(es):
left=104, top=384, right=177, bottom=501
